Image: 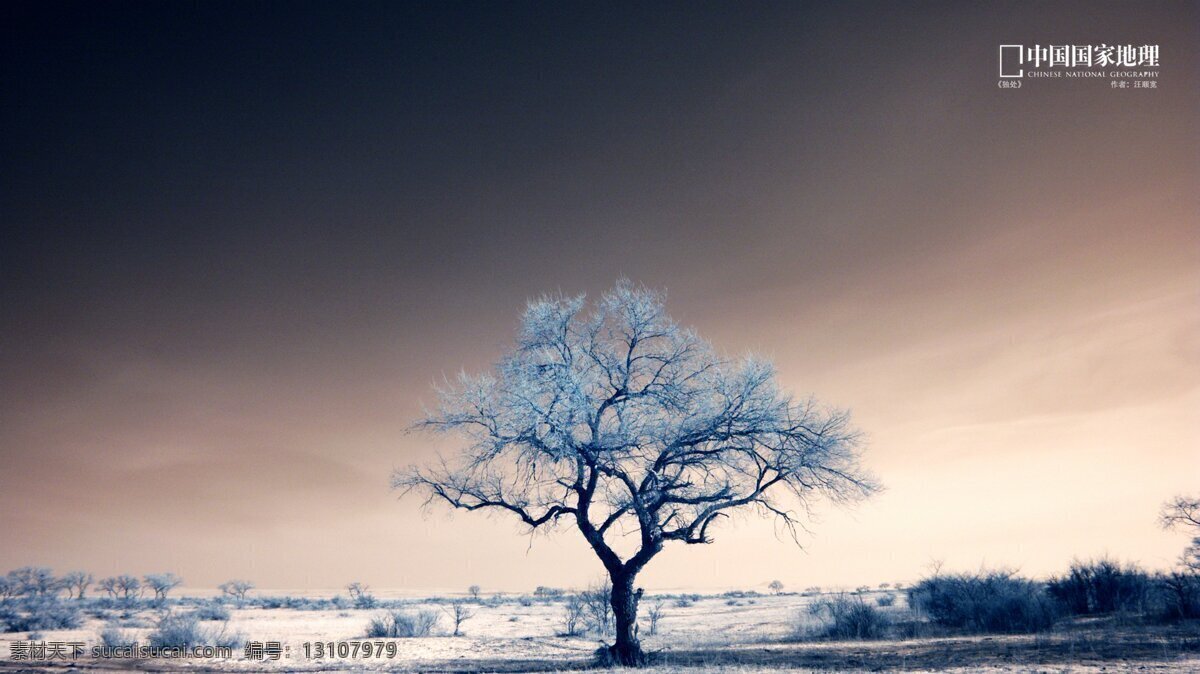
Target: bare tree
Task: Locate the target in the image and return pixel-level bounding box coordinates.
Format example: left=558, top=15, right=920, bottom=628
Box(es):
left=62, top=571, right=94, bottom=599
left=346, top=582, right=377, bottom=608
left=9, top=567, right=61, bottom=598
left=395, top=281, right=878, bottom=665
left=144, top=573, right=182, bottom=602
left=98, top=576, right=119, bottom=599
left=112, top=574, right=141, bottom=602
left=768, top=580, right=784, bottom=594
left=467, top=584, right=481, bottom=601
left=562, top=594, right=586, bottom=636
left=644, top=599, right=665, bottom=635
left=442, top=601, right=476, bottom=636
left=580, top=579, right=614, bottom=637
left=1161, top=495, right=1200, bottom=530
left=218, top=579, right=254, bottom=606
left=1161, top=495, right=1200, bottom=571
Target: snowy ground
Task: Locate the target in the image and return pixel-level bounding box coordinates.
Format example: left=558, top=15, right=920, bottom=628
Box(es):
left=1, top=591, right=1197, bottom=672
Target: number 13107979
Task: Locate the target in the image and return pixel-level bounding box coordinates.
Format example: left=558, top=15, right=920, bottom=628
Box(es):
left=302, top=641, right=399, bottom=659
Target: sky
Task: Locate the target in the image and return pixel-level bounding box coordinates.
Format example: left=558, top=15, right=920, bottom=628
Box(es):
left=1, top=1, right=1197, bottom=593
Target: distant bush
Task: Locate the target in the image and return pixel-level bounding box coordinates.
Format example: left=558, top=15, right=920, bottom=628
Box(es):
left=217, top=580, right=254, bottom=606
left=365, top=610, right=438, bottom=638
left=1151, top=572, right=1200, bottom=621
left=0, top=598, right=83, bottom=632
left=534, top=586, right=565, bottom=598
left=876, top=594, right=896, bottom=607
left=148, top=612, right=242, bottom=649
left=99, top=623, right=138, bottom=648
left=1046, top=558, right=1150, bottom=615
left=193, top=601, right=231, bottom=621
left=149, top=613, right=204, bottom=648
left=347, top=582, right=378, bottom=609
left=0, top=606, right=19, bottom=633
left=908, top=570, right=1057, bottom=633
left=806, top=593, right=890, bottom=640
left=252, top=595, right=337, bottom=611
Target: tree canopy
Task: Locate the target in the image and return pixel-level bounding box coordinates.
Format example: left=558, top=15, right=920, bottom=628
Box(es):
left=395, top=280, right=878, bottom=664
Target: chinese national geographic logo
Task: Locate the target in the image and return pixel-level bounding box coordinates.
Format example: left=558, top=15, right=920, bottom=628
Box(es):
left=997, top=44, right=1160, bottom=89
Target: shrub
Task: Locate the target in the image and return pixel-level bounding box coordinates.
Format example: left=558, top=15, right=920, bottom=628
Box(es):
left=148, top=613, right=205, bottom=648
left=1151, top=572, right=1200, bottom=621
left=807, top=593, right=890, bottom=640
left=644, top=600, right=665, bottom=635
left=876, top=594, right=896, bottom=607
left=194, top=601, right=231, bottom=621
left=255, top=595, right=320, bottom=610
left=99, top=623, right=138, bottom=648
left=907, top=570, right=1057, bottom=633
left=393, top=610, right=439, bottom=638
left=1046, top=558, right=1151, bottom=615
left=211, top=625, right=245, bottom=649
left=0, top=606, right=19, bottom=632
left=365, top=610, right=438, bottom=638
left=149, top=612, right=242, bottom=649
left=579, top=582, right=613, bottom=636
left=561, top=594, right=586, bottom=636
left=0, top=599, right=83, bottom=632
left=347, top=582, right=377, bottom=609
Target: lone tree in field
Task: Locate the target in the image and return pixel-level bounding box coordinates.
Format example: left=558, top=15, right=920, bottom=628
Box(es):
left=395, top=281, right=877, bottom=666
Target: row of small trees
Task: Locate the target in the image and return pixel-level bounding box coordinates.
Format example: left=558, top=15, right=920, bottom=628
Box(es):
left=0, top=569, right=179, bottom=602
left=0, top=569, right=260, bottom=605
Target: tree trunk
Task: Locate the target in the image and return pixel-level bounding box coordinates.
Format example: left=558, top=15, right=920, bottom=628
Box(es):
left=606, top=571, right=646, bottom=666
